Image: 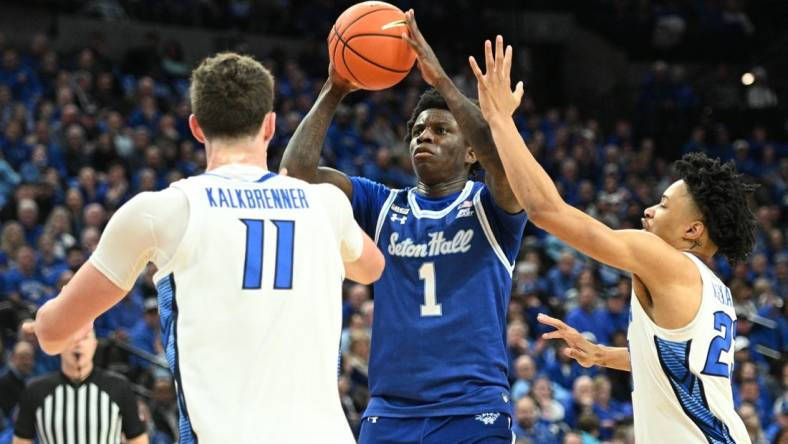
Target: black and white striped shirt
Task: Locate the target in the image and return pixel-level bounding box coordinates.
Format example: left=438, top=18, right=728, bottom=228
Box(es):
left=13, top=369, right=146, bottom=444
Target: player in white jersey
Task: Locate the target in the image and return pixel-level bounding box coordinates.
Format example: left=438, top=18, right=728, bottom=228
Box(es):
left=23, top=52, right=385, bottom=443
left=469, top=37, right=755, bottom=443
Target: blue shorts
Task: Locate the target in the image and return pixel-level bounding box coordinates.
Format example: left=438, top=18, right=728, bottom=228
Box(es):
left=358, top=413, right=514, bottom=444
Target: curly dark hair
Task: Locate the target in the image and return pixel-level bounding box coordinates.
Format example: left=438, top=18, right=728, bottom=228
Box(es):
left=674, top=152, right=757, bottom=263
left=405, top=88, right=482, bottom=178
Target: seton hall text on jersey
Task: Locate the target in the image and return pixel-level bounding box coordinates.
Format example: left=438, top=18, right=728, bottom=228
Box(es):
left=204, top=187, right=309, bottom=210
left=388, top=229, right=473, bottom=258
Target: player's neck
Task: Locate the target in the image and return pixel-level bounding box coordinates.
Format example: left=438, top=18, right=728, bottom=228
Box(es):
left=679, top=236, right=716, bottom=262
left=415, top=176, right=467, bottom=198
left=206, top=143, right=269, bottom=172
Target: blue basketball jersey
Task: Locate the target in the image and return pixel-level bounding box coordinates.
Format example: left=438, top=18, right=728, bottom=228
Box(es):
left=350, top=177, right=527, bottom=418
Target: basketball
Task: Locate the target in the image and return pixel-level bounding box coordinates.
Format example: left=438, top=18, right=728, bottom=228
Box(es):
left=328, top=1, right=417, bottom=91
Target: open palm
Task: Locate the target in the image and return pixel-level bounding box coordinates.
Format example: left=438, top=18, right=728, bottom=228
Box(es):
left=537, top=313, right=599, bottom=368
left=468, top=35, right=524, bottom=120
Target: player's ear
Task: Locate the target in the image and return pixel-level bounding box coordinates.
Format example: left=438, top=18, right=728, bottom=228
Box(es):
left=684, top=220, right=705, bottom=241
left=188, top=114, right=206, bottom=144
left=261, top=111, right=276, bottom=144
left=465, top=145, right=477, bottom=165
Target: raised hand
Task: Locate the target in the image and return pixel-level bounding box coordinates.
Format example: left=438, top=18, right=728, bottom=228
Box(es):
left=468, top=35, right=524, bottom=119
left=400, top=9, right=449, bottom=87
left=537, top=313, right=599, bottom=368
left=328, top=62, right=358, bottom=95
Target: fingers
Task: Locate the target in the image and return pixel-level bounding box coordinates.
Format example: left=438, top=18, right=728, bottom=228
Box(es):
left=405, top=10, right=421, bottom=37
left=536, top=313, right=566, bottom=329
left=541, top=330, right=566, bottom=340
left=513, top=80, right=525, bottom=104
left=401, top=33, right=419, bottom=52
left=503, top=44, right=513, bottom=79
left=404, top=9, right=424, bottom=46
left=484, top=40, right=494, bottom=75
left=565, top=347, right=591, bottom=364
left=21, top=320, right=36, bottom=336
left=495, top=35, right=504, bottom=76
left=468, top=56, right=485, bottom=82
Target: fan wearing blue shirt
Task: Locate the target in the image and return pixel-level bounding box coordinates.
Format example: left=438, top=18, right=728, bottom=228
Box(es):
left=281, top=11, right=526, bottom=443
left=4, top=246, right=51, bottom=309
left=564, top=285, right=610, bottom=345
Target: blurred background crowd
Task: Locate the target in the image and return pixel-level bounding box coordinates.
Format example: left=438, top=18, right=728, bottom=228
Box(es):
left=0, top=0, right=785, bottom=443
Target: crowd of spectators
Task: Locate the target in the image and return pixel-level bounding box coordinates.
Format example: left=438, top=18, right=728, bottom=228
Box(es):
left=0, top=17, right=785, bottom=444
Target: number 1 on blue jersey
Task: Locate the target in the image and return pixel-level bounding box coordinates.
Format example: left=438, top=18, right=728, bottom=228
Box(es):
left=419, top=262, right=442, bottom=317
left=241, top=218, right=295, bottom=290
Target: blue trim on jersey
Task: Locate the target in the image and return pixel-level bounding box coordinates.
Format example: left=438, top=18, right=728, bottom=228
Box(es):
left=157, top=274, right=199, bottom=444
left=407, top=181, right=474, bottom=219
left=256, top=172, right=276, bottom=183
left=653, top=336, right=735, bottom=444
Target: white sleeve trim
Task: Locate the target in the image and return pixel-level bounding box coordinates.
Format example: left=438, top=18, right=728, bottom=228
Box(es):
left=473, top=189, right=515, bottom=275
left=373, top=190, right=398, bottom=245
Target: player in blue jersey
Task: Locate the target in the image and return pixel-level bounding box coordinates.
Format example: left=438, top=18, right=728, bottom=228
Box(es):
left=281, top=10, right=526, bottom=444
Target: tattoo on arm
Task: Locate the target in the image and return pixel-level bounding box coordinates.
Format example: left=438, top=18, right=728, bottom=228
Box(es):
left=280, top=83, right=346, bottom=182
left=437, top=80, right=504, bottom=175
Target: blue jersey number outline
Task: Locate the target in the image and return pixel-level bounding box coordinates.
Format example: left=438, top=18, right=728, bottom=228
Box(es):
left=701, top=311, right=735, bottom=378
left=240, top=218, right=295, bottom=289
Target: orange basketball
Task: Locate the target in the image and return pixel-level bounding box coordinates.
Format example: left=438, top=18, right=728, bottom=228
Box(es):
left=328, top=1, right=416, bottom=91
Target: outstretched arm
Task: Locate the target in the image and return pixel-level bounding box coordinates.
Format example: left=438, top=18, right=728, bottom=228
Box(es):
left=402, top=10, right=520, bottom=213
left=33, top=263, right=124, bottom=354
left=280, top=70, right=356, bottom=198
left=538, top=314, right=630, bottom=371
left=468, top=36, right=693, bottom=289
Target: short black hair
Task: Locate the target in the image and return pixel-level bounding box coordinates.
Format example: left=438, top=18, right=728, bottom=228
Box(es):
left=674, top=152, right=757, bottom=263
left=405, top=88, right=448, bottom=144
left=405, top=88, right=482, bottom=178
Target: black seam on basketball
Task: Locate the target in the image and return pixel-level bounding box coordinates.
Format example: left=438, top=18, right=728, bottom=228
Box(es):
left=336, top=6, right=398, bottom=37
left=340, top=35, right=366, bottom=88
left=332, top=26, right=411, bottom=74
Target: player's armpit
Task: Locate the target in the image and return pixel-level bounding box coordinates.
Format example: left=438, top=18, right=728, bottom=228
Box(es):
left=531, top=203, right=695, bottom=287
left=281, top=77, right=353, bottom=199
left=344, top=232, right=385, bottom=285
left=35, top=262, right=127, bottom=355
left=316, top=166, right=353, bottom=199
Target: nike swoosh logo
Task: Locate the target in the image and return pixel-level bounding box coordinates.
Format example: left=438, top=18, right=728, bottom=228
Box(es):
left=381, top=19, right=407, bottom=30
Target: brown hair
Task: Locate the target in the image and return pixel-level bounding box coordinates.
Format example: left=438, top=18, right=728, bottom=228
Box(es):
left=190, top=52, right=274, bottom=140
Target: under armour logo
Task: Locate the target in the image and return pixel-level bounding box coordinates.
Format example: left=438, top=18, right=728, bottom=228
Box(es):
left=475, top=412, right=500, bottom=425
left=391, top=214, right=407, bottom=224
left=368, top=417, right=379, bottom=423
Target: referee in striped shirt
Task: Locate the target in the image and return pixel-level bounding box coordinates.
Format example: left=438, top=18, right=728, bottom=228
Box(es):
left=12, top=327, right=148, bottom=444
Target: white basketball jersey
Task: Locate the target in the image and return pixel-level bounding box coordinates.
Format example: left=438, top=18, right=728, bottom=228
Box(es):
left=151, top=171, right=359, bottom=443
left=628, top=252, right=750, bottom=443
